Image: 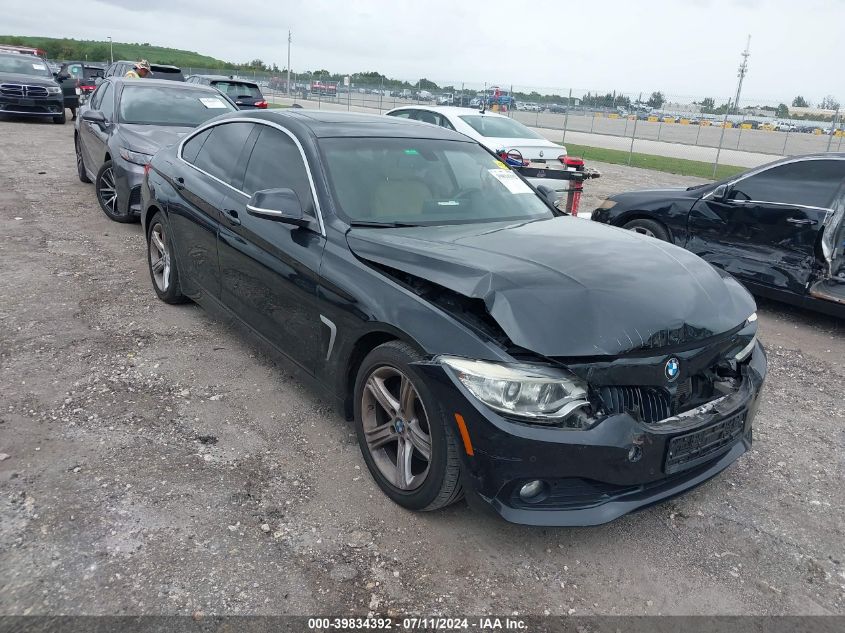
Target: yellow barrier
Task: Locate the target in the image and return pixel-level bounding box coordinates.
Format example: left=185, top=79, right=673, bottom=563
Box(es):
left=648, top=116, right=658, bottom=122
left=836, top=130, right=844, bottom=137
left=594, top=112, right=604, bottom=118
left=700, top=120, right=711, bottom=126
left=608, top=113, right=619, bottom=119
left=739, top=123, right=752, bottom=129
left=662, top=116, right=674, bottom=123
left=814, top=128, right=822, bottom=135
left=679, top=118, right=689, bottom=125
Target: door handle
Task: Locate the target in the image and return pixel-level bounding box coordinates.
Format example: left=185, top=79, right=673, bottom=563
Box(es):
left=224, top=209, right=241, bottom=226
left=786, top=217, right=817, bottom=226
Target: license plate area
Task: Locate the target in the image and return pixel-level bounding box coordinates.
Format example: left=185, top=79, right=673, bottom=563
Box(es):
left=665, top=412, right=745, bottom=474
left=19, top=99, right=35, bottom=106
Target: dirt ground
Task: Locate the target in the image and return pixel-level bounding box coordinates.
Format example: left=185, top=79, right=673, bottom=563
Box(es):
left=1, top=117, right=843, bottom=617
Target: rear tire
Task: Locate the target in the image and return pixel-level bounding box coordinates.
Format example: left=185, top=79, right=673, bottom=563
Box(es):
left=354, top=341, right=463, bottom=512
left=147, top=212, right=188, bottom=304
left=623, top=218, right=670, bottom=241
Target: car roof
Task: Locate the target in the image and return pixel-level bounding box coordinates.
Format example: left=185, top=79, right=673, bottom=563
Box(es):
left=224, top=109, right=474, bottom=141
left=104, top=77, right=219, bottom=91
left=193, top=74, right=258, bottom=83
left=113, top=60, right=181, bottom=70
left=387, top=104, right=508, bottom=119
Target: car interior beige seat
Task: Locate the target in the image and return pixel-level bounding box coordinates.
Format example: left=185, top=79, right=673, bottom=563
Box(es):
left=371, top=161, right=433, bottom=219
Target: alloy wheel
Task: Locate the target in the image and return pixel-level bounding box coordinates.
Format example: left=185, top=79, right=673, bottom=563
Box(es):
left=148, top=223, right=171, bottom=292
left=97, top=167, right=117, bottom=214
left=361, top=366, right=432, bottom=491
left=629, top=226, right=656, bottom=238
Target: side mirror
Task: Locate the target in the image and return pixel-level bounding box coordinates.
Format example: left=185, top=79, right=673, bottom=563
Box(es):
left=94, top=77, right=103, bottom=86
left=246, top=188, right=310, bottom=227
left=711, top=184, right=728, bottom=201
left=81, top=110, right=106, bottom=124
left=536, top=184, right=561, bottom=209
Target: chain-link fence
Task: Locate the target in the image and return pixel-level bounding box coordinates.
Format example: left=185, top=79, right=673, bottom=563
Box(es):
left=181, top=68, right=845, bottom=178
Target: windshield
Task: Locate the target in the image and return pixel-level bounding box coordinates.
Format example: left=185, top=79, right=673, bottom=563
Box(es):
left=458, top=115, right=545, bottom=139
left=0, top=54, right=52, bottom=78
left=212, top=81, right=262, bottom=99
left=118, top=86, right=236, bottom=126
left=319, top=137, right=554, bottom=226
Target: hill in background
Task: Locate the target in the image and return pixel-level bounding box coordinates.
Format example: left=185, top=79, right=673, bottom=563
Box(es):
left=0, top=35, right=238, bottom=69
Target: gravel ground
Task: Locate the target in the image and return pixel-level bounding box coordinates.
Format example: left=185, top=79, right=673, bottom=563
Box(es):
left=0, top=118, right=843, bottom=617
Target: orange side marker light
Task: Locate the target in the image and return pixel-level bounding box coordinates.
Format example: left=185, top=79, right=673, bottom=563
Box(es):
left=454, top=413, right=474, bottom=456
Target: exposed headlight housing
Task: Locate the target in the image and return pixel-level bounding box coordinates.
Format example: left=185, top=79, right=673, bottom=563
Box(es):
left=734, top=313, right=758, bottom=362
left=439, top=356, right=591, bottom=425
left=119, top=147, right=153, bottom=166
left=46, top=85, right=62, bottom=95
left=597, top=198, right=617, bottom=210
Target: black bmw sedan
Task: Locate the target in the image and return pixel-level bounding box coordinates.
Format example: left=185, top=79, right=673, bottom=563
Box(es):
left=141, top=110, right=767, bottom=526
left=591, top=154, right=845, bottom=318
left=75, top=77, right=237, bottom=222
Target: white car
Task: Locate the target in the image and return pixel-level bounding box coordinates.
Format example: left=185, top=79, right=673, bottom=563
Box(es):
left=385, top=105, right=567, bottom=165
left=385, top=105, right=570, bottom=199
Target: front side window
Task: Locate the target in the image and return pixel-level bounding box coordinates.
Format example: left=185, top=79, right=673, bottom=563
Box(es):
left=118, top=86, right=236, bottom=126
left=192, top=122, right=254, bottom=186
left=387, top=110, right=412, bottom=119
left=729, top=159, right=845, bottom=208
left=458, top=115, right=544, bottom=139
left=98, top=83, right=115, bottom=119
left=319, top=137, right=553, bottom=226
left=243, top=127, right=315, bottom=213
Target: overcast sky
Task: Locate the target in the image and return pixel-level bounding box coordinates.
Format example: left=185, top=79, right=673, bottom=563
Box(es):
left=4, top=0, right=844, bottom=105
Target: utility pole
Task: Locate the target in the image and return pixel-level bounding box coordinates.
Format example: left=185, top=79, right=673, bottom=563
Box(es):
left=732, top=35, right=751, bottom=115
left=286, top=31, right=291, bottom=96
left=107, top=36, right=113, bottom=64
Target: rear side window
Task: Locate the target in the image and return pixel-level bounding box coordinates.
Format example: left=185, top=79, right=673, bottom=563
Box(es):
left=242, top=127, right=314, bottom=214
left=729, top=159, right=845, bottom=208
left=192, top=122, right=254, bottom=187
left=387, top=110, right=413, bottom=119
left=181, top=128, right=212, bottom=164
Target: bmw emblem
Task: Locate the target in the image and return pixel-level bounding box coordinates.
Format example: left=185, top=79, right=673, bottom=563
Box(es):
left=665, top=358, right=680, bottom=382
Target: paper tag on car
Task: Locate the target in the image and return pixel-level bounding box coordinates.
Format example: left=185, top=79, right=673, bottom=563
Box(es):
left=199, top=97, right=228, bottom=109
left=32, top=63, right=46, bottom=70
left=488, top=169, right=532, bottom=194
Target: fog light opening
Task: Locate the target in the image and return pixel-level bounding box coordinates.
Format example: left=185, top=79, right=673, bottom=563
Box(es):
left=519, top=479, right=549, bottom=504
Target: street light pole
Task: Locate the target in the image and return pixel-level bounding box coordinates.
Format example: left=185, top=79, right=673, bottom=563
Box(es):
left=108, top=36, right=113, bottom=64
left=286, top=30, right=291, bottom=97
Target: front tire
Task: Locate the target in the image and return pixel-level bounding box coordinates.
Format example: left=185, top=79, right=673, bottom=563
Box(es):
left=95, top=160, right=133, bottom=223
left=53, top=112, right=66, bottom=124
left=147, top=213, right=187, bottom=304
left=623, top=218, right=670, bottom=241
left=354, top=341, right=463, bottom=512
left=75, top=135, right=91, bottom=183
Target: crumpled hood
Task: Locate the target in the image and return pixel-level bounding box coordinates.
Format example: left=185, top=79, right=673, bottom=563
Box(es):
left=118, top=124, right=194, bottom=155
left=347, top=217, right=755, bottom=357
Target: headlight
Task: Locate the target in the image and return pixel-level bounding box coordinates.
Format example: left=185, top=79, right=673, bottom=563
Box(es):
left=746, top=312, right=757, bottom=325
left=735, top=335, right=756, bottom=362
left=597, top=198, right=617, bottom=210
left=439, top=356, right=590, bottom=424
left=119, top=147, right=153, bottom=166
left=46, top=86, right=62, bottom=95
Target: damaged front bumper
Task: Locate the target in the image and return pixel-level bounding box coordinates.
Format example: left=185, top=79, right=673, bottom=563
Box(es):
left=416, top=342, right=767, bottom=527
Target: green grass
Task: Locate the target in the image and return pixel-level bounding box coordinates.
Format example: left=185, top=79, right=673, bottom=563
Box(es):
left=0, top=35, right=233, bottom=69
left=563, top=143, right=746, bottom=180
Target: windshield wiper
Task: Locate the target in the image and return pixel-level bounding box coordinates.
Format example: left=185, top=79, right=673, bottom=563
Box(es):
left=349, top=221, right=420, bottom=228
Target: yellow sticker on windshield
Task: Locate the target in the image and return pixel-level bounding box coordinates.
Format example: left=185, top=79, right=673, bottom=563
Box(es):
left=494, top=160, right=509, bottom=169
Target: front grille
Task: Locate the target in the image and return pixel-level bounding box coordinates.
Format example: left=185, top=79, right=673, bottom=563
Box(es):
left=0, top=83, right=49, bottom=98
left=598, top=385, right=671, bottom=423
